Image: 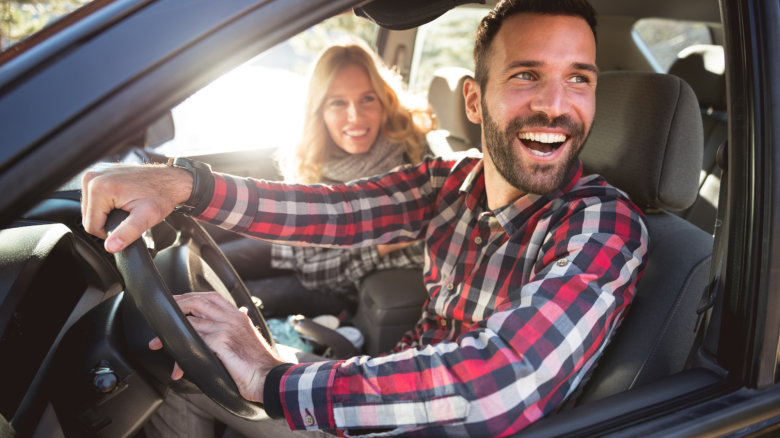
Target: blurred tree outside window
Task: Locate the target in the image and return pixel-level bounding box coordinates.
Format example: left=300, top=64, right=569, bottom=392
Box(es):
left=155, top=13, right=377, bottom=156
left=633, top=18, right=714, bottom=72
left=408, top=7, right=490, bottom=98
left=1, top=0, right=94, bottom=51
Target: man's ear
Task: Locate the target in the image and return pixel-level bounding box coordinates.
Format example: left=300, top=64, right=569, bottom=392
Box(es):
left=463, top=78, right=483, bottom=125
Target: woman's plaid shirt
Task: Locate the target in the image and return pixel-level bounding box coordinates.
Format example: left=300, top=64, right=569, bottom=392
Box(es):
left=196, top=151, right=649, bottom=437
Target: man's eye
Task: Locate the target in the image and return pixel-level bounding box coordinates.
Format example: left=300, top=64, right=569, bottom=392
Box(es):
left=568, top=75, right=589, bottom=84
left=515, top=72, right=534, bottom=80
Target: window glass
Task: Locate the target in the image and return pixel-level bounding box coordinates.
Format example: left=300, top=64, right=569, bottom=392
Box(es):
left=408, top=7, right=490, bottom=97
left=633, top=18, right=713, bottom=72
left=155, top=13, right=376, bottom=156
left=1, top=0, right=97, bottom=52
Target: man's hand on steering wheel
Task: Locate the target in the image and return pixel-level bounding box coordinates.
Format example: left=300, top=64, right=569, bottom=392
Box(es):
left=149, top=292, right=286, bottom=403
left=81, top=164, right=193, bottom=253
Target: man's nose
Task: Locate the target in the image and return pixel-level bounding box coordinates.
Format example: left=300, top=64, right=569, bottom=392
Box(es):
left=529, top=80, right=572, bottom=119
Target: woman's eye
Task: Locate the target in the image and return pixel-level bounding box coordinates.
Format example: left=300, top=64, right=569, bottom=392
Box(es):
left=329, top=100, right=346, bottom=107
left=361, top=95, right=377, bottom=104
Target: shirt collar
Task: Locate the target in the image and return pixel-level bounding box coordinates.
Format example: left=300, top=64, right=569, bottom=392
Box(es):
left=460, top=158, right=584, bottom=234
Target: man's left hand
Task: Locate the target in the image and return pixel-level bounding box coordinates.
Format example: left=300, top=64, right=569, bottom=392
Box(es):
left=148, top=292, right=286, bottom=403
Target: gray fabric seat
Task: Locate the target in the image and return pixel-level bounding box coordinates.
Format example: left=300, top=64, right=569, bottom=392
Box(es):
left=666, top=44, right=727, bottom=234
left=426, top=67, right=482, bottom=154
left=575, top=71, right=713, bottom=405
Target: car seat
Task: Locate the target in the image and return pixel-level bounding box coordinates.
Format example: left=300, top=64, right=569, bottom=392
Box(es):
left=667, top=44, right=728, bottom=234
left=573, top=71, right=713, bottom=405
left=425, top=67, right=482, bottom=154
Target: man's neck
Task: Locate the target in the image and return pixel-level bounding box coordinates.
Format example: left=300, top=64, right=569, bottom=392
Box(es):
left=482, top=152, right=527, bottom=211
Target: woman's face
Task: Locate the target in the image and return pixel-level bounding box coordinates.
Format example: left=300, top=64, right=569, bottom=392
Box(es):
left=322, top=64, right=383, bottom=155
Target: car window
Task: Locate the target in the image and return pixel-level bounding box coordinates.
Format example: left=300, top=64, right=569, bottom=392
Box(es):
left=154, top=13, right=377, bottom=156
left=407, top=7, right=491, bottom=98
left=632, top=18, right=715, bottom=72
left=0, top=0, right=99, bottom=52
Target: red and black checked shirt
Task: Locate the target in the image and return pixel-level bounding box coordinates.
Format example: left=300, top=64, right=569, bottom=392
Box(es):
left=196, top=151, right=649, bottom=437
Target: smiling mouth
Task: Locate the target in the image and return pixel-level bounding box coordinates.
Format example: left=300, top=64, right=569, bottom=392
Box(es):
left=344, top=128, right=369, bottom=138
left=517, top=132, right=568, bottom=157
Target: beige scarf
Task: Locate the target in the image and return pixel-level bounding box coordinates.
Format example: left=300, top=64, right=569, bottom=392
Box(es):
left=319, top=135, right=407, bottom=184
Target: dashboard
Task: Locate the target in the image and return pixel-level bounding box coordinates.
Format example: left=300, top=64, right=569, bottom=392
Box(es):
left=0, top=159, right=180, bottom=437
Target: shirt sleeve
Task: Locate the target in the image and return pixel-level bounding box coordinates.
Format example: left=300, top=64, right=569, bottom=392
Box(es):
left=273, top=197, right=649, bottom=436
left=195, top=156, right=453, bottom=248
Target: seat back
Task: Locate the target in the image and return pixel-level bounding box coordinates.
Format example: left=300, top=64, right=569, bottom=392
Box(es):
left=426, top=67, right=482, bottom=154
left=574, top=71, right=713, bottom=405
left=667, top=44, right=728, bottom=234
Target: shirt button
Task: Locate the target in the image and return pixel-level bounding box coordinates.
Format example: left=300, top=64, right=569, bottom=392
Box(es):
left=474, top=236, right=483, bottom=244
left=557, top=259, right=568, bottom=267
left=305, top=415, right=314, bottom=426
left=446, top=283, right=455, bottom=291
left=440, top=319, right=448, bottom=326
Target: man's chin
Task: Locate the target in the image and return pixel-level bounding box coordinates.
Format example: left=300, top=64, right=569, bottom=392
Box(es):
left=502, top=159, right=571, bottom=196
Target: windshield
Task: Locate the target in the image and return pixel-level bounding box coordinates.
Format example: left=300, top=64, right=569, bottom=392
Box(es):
left=154, top=13, right=377, bottom=157
left=1, top=0, right=101, bottom=55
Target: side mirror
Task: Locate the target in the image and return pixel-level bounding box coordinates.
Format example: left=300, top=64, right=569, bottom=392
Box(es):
left=145, top=111, right=175, bottom=148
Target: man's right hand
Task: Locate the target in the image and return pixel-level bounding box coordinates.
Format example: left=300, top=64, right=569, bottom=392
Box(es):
left=81, top=164, right=193, bottom=253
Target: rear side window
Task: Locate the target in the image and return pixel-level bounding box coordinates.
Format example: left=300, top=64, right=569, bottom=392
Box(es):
left=633, top=18, right=715, bottom=72
left=408, top=7, right=491, bottom=97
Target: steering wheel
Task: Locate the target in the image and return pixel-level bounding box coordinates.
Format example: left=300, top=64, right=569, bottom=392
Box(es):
left=106, top=209, right=273, bottom=420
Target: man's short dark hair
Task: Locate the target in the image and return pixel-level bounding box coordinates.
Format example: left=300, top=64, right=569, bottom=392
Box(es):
left=473, top=0, right=598, bottom=91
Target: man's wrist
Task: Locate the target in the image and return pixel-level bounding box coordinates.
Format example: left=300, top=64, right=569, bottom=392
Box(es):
left=166, top=166, right=194, bottom=206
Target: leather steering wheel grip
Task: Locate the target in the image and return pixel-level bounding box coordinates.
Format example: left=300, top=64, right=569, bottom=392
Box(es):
left=106, top=210, right=267, bottom=420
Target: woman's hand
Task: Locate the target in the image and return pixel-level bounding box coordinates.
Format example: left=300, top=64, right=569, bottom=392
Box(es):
left=148, top=292, right=286, bottom=403
left=376, top=241, right=419, bottom=258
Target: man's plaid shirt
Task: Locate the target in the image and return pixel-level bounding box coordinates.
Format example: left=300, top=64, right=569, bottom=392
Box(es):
left=196, top=151, right=649, bottom=437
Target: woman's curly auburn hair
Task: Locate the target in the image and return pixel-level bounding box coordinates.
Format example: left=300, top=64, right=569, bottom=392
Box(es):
left=277, top=42, right=435, bottom=184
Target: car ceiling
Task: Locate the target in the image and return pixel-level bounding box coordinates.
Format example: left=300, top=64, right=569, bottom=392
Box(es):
left=355, top=0, right=722, bottom=30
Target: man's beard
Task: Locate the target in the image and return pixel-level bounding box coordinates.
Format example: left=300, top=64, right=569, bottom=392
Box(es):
left=482, top=102, right=590, bottom=196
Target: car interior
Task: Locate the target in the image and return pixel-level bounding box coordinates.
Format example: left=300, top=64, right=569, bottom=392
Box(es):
left=0, top=0, right=756, bottom=436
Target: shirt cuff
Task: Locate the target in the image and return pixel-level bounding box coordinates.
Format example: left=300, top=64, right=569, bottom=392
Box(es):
left=263, top=363, right=295, bottom=420
left=194, top=173, right=259, bottom=233
left=279, top=361, right=342, bottom=431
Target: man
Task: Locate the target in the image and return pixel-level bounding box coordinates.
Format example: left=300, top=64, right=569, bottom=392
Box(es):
left=81, top=0, right=649, bottom=436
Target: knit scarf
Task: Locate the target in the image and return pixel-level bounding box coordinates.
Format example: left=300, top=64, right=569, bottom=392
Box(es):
left=319, top=135, right=407, bottom=184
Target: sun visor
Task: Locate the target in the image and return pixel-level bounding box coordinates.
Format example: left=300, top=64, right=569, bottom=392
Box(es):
left=354, top=0, right=486, bottom=30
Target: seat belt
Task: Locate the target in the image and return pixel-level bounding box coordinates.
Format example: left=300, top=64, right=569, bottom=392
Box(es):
left=690, top=141, right=729, bottom=377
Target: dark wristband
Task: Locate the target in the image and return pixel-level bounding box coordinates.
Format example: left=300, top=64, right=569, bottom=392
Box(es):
left=189, top=175, right=215, bottom=218
left=166, top=157, right=214, bottom=215
left=263, top=363, right=295, bottom=419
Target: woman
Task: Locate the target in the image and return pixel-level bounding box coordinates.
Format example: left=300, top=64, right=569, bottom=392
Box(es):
left=218, top=42, right=434, bottom=318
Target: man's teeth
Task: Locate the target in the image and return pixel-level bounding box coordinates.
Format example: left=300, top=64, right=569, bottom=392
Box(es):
left=518, top=132, right=567, bottom=143
left=529, top=149, right=553, bottom=156
left=345, top=129, right=368, bottom=137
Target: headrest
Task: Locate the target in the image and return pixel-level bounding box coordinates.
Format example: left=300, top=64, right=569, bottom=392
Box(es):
left=581, top=71, right=703, bottom=211
left=667, top=44, right=726, bottom=111
left=354, top=0, right=485, bottom=30
left=428, top=67, right=482, bottom=149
